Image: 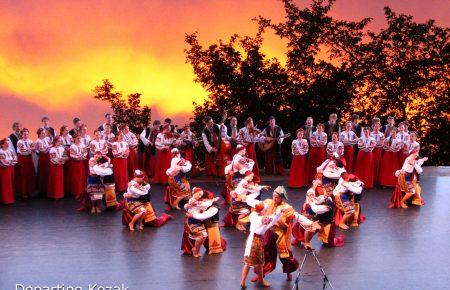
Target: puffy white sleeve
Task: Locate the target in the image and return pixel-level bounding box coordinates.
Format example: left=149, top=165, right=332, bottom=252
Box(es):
left=202, top=132, right=213, bottom=153
left=293, top=212, right=313, bottom=228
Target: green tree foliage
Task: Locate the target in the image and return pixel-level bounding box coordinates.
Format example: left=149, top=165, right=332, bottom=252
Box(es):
left=185, top=0, right=449, bottom=165
left=93, top=79, right=151, bottom=133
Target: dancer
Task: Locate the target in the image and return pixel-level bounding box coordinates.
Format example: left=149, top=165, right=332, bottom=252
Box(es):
left=90, top=129, right=108, bottom=156
left=333, top=173, right=364, bottom=229
left=240, top=202, right=282, bottom=289
left=68, top=134, right=88, bottom=199
left=121, top=124, right=139, bottom=179
left=165, top=148, right=192, bottom=210
left=47, top=136, right=69, bottom=200
left=306, top=123, right=327, bottom=183
left=111, top=132, right=129, bottom=192
left=390, top=150, right=427, bottom=209
left=316, top=152, right=346, bottom=194
left=354, top=127, right=376, bottom=189
left=288, top=128, right=309, bottom=188
left=371, top=123, right=385, bottom=185
left=379, top=129, right=402, bottom=187
left=154, top=124, right=175, bottom=184
left=340, top=121, right=358, bottom=173
left=292, top=180, right=343, bottom=248
left=16, top=128, right=36, bottom=199
left=223, top=171, right=270, bottom=231
left=238, top=117, right=264, bottom=179
left=326, top=132, right=344, bottom=159
left=256, top=186, right=299, bottom=281
left=35, top=128, right=52, bottom=195
left=123, top=170, right=151, bottom=231
left=182, top=188, right=226, bottom=257
left=87, top=151, right=114, bottom=213
left=0, top=139, right=17, bottom=204
left=222, top=145, right=255, bottom=204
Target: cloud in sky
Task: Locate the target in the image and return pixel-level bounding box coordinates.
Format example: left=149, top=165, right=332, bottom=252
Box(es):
left=0, top=0, right=448, bottom=136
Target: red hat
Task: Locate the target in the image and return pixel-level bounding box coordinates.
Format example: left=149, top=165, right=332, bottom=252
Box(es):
left=236, top=144, right=245, bottom=152
left=255, top=202, right=265, bottom=212
left=192, top=187, right=203, bottom=194
left=134, top=169, right=145, bottom=178
left=245, top=170, right=253, bottom=177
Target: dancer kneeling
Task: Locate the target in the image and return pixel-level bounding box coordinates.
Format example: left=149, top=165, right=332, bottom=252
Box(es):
left=223, top=170, right=270, bottom=231
left=165, top=148, right=192, bottom=210
left=292, top=180, right=343, bottom=247
left=390, top=150, right=427, bottom=209
left=316, top=152, right=346, bottom=194
left=182, top=187, right=227, bottom=257
left=240, top=202, right=283, bottom=289
left=222, top=144, right=255, bottom=204
left=122, top=169, right=172, bottom=230
left=86, top=151, right=115, bottom=214
left=333, top=173, right=364, bottom=230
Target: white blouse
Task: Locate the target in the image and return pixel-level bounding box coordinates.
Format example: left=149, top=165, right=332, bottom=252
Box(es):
left=0, top=148, right=18, bottom=166
left=370, top=131, right=385, bottom=148
left=69, top=143, right=88, bottom=160
left=310, top=131, right=327, bottom=147
left=49, top=146, right=67, bottom=165
left=35, top=137, right=51, bottom=154
left=357, top=136, right=376, bottom=152
left=112, top=141, right=129, bottom=158
left=326, top=141, right=344, bottom=157
left=291, top=139, right=309, bottom=155
left=339, top=131, right=358, bottom=146
left=17, top=139, right=34, bottom=156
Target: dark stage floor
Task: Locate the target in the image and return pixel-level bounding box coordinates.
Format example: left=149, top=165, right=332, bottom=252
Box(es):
left=1, top=168, right=449, bottom=290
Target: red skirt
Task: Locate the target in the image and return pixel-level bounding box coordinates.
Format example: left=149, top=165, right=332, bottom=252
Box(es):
left=47, top=163, right=64, bottom=199
left=307, top=146, right=326, bottom=182
left=184, top=148, right=198, bottom=176
left=379, top=151, right=399, bottom=187
left=138, top=151, right=155, bottom=177
left=354, top=151, right=374, bottom=189
left=18, top=155, right=36, bottom=197
left=153, top=149, right=171, bottom=184
left=63, top=159, right=71, bottom=193
left=37, top=153, right=51, bottom=193
left=68, top=159, right=87, bottom=197
left=398, top=152, right=408, bottom=168
left=0, top=166, right=14, bottom=204
left=127, top=148, right=138, bottom=180
left=245, top=143, right=260, bottom=179
left=113, top=157, right=128, bottom=191
left=372, top=147, right=383, bottom=184
left=288, top=155, right=308, bottom=188
left=343, top=145, right=354, bottom=173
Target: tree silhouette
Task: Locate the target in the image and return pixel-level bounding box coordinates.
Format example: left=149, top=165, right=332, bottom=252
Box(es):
left=93, top=79, right=151, bottom=133
left=185, top=0, right=449, bottom=165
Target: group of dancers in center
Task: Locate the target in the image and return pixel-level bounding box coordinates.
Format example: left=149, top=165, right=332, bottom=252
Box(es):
left=1, top=112, right=429, bottom=288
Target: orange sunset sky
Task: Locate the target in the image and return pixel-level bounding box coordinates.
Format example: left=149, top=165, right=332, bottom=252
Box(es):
left=1, top=0, right=448, bottom=136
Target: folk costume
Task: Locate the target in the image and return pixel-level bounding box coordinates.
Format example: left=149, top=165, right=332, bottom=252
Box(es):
left=47, top=145, right=68, bottom=199
left=68, top=142, right=88, bottom=198
left=16, top=138, right=36, bottom=198
left=164, top=148, right=192, bottom=210
left=123, top=131, right=138, bottom=180
left=0, top=147, right=17, bottom=204
left=354, top=135, right=376, bottom=189
left=371, top=130, right=385, bottom=185
left=138, top=126, right=159, bottom=177
left=262, top=124, right=285, bottom=175
left=288, top=138, right=308, bottom=188
left=333, top=174, right=365, bottom=229
left=390, top=153, right=426, bottom=209
left=35, top=136, right=51, bottom=194
left=306, top=130, right=327, bottom=183
left=153, top=130, right=175, bottom=184
left=379, top=136, right=402, bottom=187
left=339, top=130, right=358, bottom=173
left=237, top=127, right=264, bottom=179
left=112, top=140, right=129, bottom=192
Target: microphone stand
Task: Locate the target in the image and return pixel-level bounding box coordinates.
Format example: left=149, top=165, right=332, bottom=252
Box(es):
left=292, top=247, right=334, bottom=290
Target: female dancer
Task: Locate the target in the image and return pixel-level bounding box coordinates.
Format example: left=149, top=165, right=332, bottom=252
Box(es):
left=340, top=121, right=358, bottom=173
left=307, top=123, right=327, bottom=183
left=379, top=129, right=402, bottom=187
left=354, top=127, right=376, bottom=189
left=0, top=139, right=17, bottom=204
left=35, top=128, right=52, bottom=195
left=16, top=128, right=36, bottom=199
left=112, top=132, right=130, bottom=192
left=47, top=136, right=69, bottom=199
left=288, top=128, right=309, bottom=188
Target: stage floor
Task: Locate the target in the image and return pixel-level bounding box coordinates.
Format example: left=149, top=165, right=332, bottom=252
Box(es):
left=1, top=168, right=449, bottom=290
